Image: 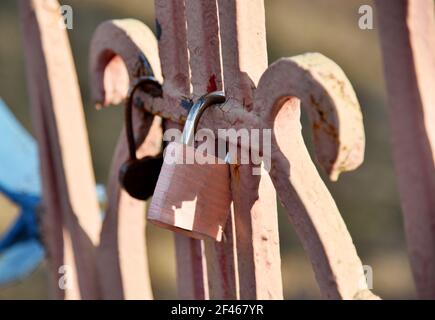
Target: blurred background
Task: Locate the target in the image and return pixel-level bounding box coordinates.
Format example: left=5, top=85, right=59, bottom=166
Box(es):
left=0, top=0, right=414, bottom=299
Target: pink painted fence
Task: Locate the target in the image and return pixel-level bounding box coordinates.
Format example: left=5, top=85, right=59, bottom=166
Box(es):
left=14, top=0, right=435, bottom=300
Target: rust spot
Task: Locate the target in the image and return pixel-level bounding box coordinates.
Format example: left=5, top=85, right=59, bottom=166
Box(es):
left=231, top=163, right=241, bottom=185
left=207, top=74, right=217, bottom=93
left=327, top=124, right=338, bottom=139
left=312, top=121, right=321, bottom=130
left=311, top=95, right=327, bottom=122
left=310, top=94, right=339, bottom=141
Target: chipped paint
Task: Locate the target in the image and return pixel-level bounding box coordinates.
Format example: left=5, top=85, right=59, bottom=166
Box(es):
left=180, top=99, right=194, bottom=111
left=155, top=19, right=162, bottom=40
left=207, top=74, right=217, bottom=93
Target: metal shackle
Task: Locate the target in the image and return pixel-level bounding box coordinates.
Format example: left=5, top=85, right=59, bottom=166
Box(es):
left=181, top=91, right=226, bottom=146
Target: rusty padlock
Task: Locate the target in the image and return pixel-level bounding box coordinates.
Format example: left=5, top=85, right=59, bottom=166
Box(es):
left=119, top=76, right=164, bottom=200
left=148, top=91, right=231, bottom=241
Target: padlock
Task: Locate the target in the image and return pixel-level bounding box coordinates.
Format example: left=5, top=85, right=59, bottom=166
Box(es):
left=148, top=91, right=231, bottom=241
left=119, top=76, right=164, bottom=201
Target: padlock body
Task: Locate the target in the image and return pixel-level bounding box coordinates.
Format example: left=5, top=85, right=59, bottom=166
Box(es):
left=148, top=142, right=231, bottom=241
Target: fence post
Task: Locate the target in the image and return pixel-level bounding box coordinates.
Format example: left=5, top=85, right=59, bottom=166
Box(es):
left=217, top=0, right=283, bottom=299
left=154, top=0, right=210, bottom=299
left=185, top=0, right=238, bottom=300
left=376, top=0, right=435, bottom=299
left=19, top=0, right=101, bottom=299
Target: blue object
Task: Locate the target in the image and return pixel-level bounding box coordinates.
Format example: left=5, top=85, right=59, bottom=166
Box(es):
left=0, top=99, right=44, bottom=286
left=0, top=239, right=44, bottom=285
left=0, top=99, right=107, bottom=286
left=0, top=100, right=41, bottom=197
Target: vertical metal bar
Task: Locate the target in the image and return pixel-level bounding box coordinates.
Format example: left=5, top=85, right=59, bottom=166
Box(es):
left=217, top=0, right=283, bottom=299
left=185, top=0, right=238, bottom=300
left=154, top=0, right=209, bottom=299
left=19, top=0, right=101, bottom=299
left=376, top=0, right=435, bottom=298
